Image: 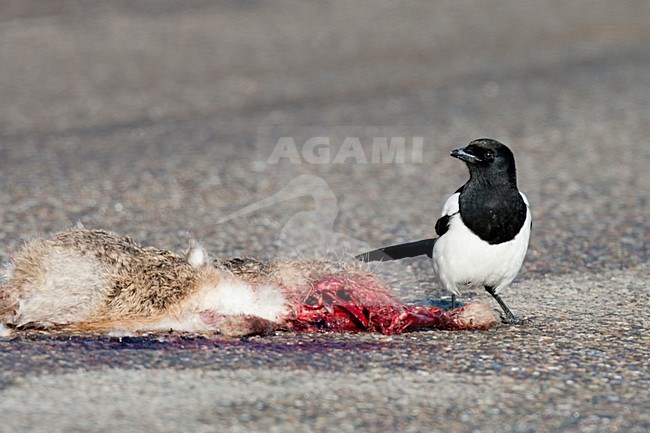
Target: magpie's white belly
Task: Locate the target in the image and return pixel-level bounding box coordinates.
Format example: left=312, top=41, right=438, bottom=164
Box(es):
left=432, top=210, right=531, bottom=296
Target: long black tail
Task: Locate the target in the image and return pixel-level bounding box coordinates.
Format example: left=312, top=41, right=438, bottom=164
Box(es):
left=355, top=238, right=437, bottom=262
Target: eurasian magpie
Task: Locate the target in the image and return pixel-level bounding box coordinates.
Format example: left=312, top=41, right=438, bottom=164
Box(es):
left=355, top=138, right=531, bottom=324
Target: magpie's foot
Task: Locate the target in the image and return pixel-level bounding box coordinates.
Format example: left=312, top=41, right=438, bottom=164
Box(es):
left=499, top=313, right=533, bottom=326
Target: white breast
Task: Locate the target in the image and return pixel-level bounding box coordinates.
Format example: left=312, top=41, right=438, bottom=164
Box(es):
left=432, top=192, right=531, bottom=295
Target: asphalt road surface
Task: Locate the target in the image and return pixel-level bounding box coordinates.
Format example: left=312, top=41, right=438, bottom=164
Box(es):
left=0, top=1, right=648, bottom=432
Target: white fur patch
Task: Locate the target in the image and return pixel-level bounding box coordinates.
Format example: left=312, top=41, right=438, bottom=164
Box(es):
left=12, top=247, right=110, bottom=326
left=197, top=276, right=287, bottom=322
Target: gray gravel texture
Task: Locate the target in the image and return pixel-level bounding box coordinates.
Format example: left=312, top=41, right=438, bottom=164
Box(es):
left=0, top=1, right=648, bottom=432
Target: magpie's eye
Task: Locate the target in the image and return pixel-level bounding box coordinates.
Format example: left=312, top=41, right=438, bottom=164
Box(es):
left=484, top=150, right=495, bottom=160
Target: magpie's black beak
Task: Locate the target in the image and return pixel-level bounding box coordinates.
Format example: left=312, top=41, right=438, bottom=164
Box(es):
left=450, top=147, right=481, bottom=164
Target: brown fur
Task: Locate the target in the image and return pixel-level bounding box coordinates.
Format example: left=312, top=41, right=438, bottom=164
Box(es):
left=1, top=229, right=212, bottom=328
left=53, top=229, right=201, bottom=318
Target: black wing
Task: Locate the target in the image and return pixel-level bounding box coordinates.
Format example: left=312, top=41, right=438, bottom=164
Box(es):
left=355, top=238, right=437, bottom=262
left=435, top=213, right=455, bottom=237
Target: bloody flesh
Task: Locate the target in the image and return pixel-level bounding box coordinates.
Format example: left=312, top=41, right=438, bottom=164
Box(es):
left=286, top=275, right=497, bottom=334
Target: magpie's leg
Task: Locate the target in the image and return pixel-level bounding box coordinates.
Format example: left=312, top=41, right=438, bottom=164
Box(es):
left=450, top=294, right=457, bottom=310
left=484, top=286, right=522, bottom=324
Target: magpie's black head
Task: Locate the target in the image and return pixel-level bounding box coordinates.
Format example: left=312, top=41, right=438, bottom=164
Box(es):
left=450, top=138, right=518, bottom=185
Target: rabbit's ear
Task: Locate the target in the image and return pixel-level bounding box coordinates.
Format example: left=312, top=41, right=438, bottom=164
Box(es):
left=186, top=240, right=209, bottom=268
